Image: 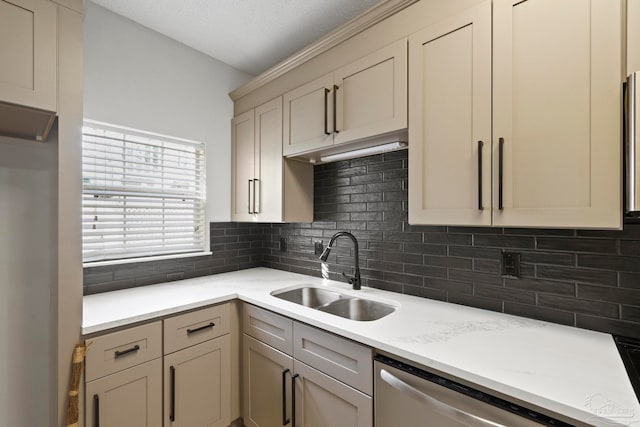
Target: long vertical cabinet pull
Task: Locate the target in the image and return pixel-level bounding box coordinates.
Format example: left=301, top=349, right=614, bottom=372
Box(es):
left=248, top=179, right=254, bottom=214
left=282, top=369, right=291, bottom=425
left=333, top=85, right=340, bottom=134
left=498, top=137, right=504, bottom=210
left=291, top=373, right=300, bottom=427
left=93, top=394, right=100, bottom=427
left=477, top=141, right=484, bottom=210
left=324, top=88, right=331, bottom=135
left=253, top=179, right=259, bottom=214
left=170, top=366, right=176, bottom=422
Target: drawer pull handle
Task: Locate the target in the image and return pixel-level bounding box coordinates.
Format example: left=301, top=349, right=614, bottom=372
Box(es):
left=187, top=322, right=215, bottom=335
left=114, top=344, right=140, bottom=358
left=93, top=394, right=100, bottom=427
left=170, top=366, right=176, bottom=422
left=282, top=368, right=290, bottom=425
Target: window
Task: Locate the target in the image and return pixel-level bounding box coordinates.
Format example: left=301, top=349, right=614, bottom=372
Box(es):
left=82, top=121, right=206, bottom=263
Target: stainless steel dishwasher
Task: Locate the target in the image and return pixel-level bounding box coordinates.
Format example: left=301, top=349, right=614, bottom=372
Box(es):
left=374, top=355, right=573, bottom=427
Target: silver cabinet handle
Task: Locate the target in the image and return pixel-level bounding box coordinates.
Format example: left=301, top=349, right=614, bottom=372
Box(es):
left=248, top=179, right=253, bottom=214
left=379, top=369, right=506, bottom=427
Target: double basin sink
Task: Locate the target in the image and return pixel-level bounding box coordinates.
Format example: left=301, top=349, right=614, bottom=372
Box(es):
left=271, top=286, right=395, bottom=321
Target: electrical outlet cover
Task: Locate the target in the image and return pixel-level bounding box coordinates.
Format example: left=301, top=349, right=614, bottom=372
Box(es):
left=501, top=251, right=521, bottom=278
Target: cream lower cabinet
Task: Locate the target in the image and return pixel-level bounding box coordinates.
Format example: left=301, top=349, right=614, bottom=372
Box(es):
left=86, top=303, right=232, bottom=427
left=283, top=38, right=407, bottom=159
left=86, top=359, right=162, bottom=427
left=293, top=360, right=372, bottom=427
left=243, top=334, right=293, bottom=427
left=409, top=0, right=622, bottom=229
left=163, top=304, right=232, bottom=427
left=164, top=335, right=231, bottom=427
left=242, top=304, right=373, bottom=427
left=85, top=322, right=163, bottom=427
left=231, top=96, right=313, bottom=222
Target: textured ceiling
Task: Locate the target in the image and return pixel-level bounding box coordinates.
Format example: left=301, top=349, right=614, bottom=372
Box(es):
left=90, top=0, right=383, bottom=76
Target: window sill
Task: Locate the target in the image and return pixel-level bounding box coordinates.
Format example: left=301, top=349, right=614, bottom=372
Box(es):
left=83, top=251, right=213, bottom=268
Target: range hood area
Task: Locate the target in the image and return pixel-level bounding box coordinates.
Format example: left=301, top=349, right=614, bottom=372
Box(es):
left=0, top=101, right=56, bottom=142
left=286, top=130, right=408, bottom=164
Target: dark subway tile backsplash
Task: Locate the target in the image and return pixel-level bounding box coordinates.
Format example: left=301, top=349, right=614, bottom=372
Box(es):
left=84, top=150, right=640, bottom=339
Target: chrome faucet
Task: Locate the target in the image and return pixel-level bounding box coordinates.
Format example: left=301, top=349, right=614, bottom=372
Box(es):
left=319, top=231, right=362, bottom=290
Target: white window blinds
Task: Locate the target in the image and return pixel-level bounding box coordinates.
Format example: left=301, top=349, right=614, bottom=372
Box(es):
left=82, top=121, right=206, bottom=263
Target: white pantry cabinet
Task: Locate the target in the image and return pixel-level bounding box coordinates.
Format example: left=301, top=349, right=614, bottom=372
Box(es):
left=283, top=38, right=407, bottom=159
left=409, top=0, right=622, bottom=229
left=231, top=96, right=313, bottom=222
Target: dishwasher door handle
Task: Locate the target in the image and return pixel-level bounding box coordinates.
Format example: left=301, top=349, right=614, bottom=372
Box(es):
left=379, top=369, right=506, bottom=427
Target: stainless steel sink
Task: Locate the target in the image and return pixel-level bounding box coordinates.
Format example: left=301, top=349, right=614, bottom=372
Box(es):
left=272, top=286, right=343, bottom=309
left=271, top=286, right=395, bottom=321
left=318, top=298, right=396, bottom=321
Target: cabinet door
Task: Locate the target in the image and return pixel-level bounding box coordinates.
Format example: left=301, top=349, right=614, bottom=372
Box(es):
left=334, top=39, right=407, bottom=146
left=0, top=0, right=56, bottom=111
left=255, top=97, right=284, bottom=222
left=243, top=334, right=294, bottom=427
left=293, top=360, right=372, bottom=427
left=493, top=0, right=622, bottom=228
left=408, top=1, right=492, bottom=226
left=86, top=359, right=162, bottom=427
left=164, top=335, right=231, bottom=427
left=231, top=109, right=255, bottom=221
left=283, top=73, right=334, bottom=156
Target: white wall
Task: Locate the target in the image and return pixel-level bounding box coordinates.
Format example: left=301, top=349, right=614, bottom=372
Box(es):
left=83, top=1, right=253, bottom=226
left=0, top=135, right=58, bottom=426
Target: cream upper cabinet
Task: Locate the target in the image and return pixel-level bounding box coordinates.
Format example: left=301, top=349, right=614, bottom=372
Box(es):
left=283, top=39, right=407, bottom=157
left=492, top=0, right=622, bottom=229
left=232, top=97, right=313, bottom=223
left=408, top=1, right=492, bottom=226
left=409, top=0, right=622, bottom=229
left=283, top=73, right=335, bottom=156
left=231, top=108, right=256, bottom=221
left=0, top=0, right=56, bottom=112
left=333, top=39, right=407, bottom=146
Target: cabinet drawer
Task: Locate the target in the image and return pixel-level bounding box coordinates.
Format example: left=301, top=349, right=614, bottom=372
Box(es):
left=164, top=303, right=230, bottom=354
left=85, top=321, right=162, bottom=382
left=243, top=303, right=293, bottom=355
left=294, top=322, right=372, bottom=395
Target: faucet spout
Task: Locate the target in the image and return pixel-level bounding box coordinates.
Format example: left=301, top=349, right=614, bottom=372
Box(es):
left=319, top=231, right=361, bottom=290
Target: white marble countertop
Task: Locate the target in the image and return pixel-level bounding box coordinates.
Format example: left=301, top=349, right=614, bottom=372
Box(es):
left=83, top=267, right=640, bottom=427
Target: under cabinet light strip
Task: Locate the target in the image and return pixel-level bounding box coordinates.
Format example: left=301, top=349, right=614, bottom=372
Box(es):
left=319, top=142, right=407, bottom=163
